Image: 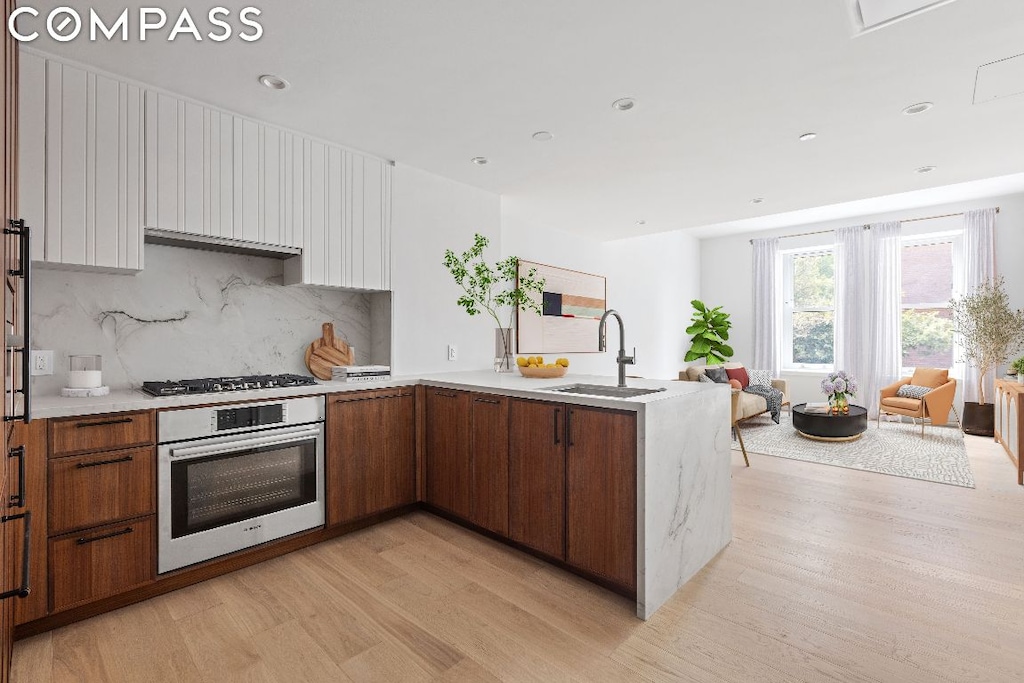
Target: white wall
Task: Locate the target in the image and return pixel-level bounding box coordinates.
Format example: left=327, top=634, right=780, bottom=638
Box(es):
left=502, top=199, right=702, bottom=380
left=391, top=163, right=503, bottom=374
left=604, top=230, right=702, bottom=380
left=699, top=192, right=1024, bottom=405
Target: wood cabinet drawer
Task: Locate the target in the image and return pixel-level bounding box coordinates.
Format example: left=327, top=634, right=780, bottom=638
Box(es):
left=50, top=411, right=155, bottom=457
left=50, top=515, right=155, bottom=613
left=48, top=447, right=155, bottom=535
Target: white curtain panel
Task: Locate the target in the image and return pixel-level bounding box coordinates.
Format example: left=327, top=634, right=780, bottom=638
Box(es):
left=866, top=221, right=903, bottom=419
left=752, top=238, right=781, bottom=377
left=834, top=225, right=868, bottom=393
left=955, top=208, right=996, bottom=403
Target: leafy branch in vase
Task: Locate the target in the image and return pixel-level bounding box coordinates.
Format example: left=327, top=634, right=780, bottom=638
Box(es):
left=442, top=233, right=545, bottom=368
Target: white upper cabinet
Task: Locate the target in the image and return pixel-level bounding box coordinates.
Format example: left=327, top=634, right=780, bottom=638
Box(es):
left=21, top=55, right=391, bottom=287
left=144, top=93, right=304, bottom=250
left=289, top=141, right=392, bottom=290
left=19, top=53, right=144, bottom=271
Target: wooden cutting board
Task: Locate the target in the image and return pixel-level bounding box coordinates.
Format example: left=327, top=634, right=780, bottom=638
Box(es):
left=304, top=322, right=355, bottom=380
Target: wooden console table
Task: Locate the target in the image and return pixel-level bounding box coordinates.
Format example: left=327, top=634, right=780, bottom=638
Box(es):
left=994, top=379, right=1023, bottom=485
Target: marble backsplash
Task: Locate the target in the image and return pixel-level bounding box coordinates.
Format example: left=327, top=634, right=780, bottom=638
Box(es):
left=31, top=243, right=391, bottom=394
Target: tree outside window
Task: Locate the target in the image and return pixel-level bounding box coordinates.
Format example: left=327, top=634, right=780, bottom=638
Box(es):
left=901, top=240, right=953, bottom=370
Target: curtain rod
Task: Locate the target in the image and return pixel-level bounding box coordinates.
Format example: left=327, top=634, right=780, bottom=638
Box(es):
left=748, top=207, right=1000, bottom=244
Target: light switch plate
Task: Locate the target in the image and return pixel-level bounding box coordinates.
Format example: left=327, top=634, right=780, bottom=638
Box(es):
left=447, top=344, right=457, bottom=362
left=31, top=350, right=54, bottom=376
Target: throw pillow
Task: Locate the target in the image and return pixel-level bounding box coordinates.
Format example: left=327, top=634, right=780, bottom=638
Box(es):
left=705, top=367, right=729, bottom=384
left=747, top=368, right=772, bottom=388
left=911, top=367, right=948, bottom=389
left=698, top=374, right=715, bottom=384
left=728, top=379, right=743, bottom=390
left=725, top=366, right=749, bottom=388
left=896, top=384, right=932, bottom=400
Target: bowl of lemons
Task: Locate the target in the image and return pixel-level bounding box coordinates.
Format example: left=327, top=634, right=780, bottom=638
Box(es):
left=516, top=356, right=569, bottom=378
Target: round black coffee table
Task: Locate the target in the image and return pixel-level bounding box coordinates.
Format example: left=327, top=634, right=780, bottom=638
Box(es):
left=792, top=403, right=868, bottom=441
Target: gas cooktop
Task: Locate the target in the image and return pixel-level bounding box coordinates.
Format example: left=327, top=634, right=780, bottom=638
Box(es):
left=141, top=373, right=318, bottom=397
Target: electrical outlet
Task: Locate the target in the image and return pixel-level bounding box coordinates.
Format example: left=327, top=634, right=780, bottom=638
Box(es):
left=447, top=344, right=457, bottom=362
left=31, top=350, right=54, bottom=376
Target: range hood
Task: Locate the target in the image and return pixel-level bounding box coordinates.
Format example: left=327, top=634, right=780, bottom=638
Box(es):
left=144, top=229, right=301, bottom=259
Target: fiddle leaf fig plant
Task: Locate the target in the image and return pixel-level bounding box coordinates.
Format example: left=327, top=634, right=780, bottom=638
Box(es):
left=684, top=299, right=734, bottom=365
left=443, top=233, right=545, bottom=368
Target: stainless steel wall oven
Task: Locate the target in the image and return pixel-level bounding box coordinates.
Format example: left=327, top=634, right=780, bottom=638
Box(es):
left=157, top=396, right=325, bottom=573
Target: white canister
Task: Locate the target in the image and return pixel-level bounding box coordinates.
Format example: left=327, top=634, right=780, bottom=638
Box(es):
left=69, top=355, right=103, bottom=389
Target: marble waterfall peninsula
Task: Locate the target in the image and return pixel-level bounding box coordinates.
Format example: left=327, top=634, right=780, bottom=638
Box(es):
left=31, top=243, right=391, bottom=394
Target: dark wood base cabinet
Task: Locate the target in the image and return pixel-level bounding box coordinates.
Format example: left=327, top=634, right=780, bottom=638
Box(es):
left=509, top=399, right=565, bottom=558
left=49, top=516, right=155, bottom=613
left=10, top=387, right=638, bottom=653
left=424, top=389, right=472, bottom=518
left=327, top=389, right=417, bottom=525
left=566, top=407, right=637, bottom=590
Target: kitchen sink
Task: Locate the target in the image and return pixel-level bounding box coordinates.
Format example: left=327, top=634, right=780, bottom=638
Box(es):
left=547, top=383, right=667, bottom=399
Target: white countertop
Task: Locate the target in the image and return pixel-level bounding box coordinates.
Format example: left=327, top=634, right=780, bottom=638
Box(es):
left=30, top=370, right=716, bottom=419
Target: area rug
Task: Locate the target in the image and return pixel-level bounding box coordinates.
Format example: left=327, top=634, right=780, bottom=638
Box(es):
left=735, top=412, right=975, bottom=488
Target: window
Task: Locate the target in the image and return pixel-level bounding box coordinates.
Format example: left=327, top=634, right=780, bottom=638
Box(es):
left=901, top=236, right=954, bottom=370
left=783, top=249, right=835, bottom=368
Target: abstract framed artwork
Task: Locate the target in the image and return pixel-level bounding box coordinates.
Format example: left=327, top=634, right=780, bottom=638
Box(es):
left=516, top=260, right=607, bottom=353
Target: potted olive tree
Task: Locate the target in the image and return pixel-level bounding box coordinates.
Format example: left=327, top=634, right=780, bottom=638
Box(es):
left=443, top=233, right=545, bottom=371
left=950, top=277, right=1024, bottom=435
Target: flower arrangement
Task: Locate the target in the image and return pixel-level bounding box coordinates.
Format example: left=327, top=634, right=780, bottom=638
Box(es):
left=821, top=370, right=858, bottom=414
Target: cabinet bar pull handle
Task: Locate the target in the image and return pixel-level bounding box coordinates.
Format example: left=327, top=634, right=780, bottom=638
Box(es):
left=8, top=446, right=26, bottom=508
left=76, top=526, right=133, bottom=545
left=554, top=408, right=561, bottom=445
left=4, top=219, right=31, bottom=423
left=474, top=397, right=500, bottom=405
left=434, top=391, right=456, bottom=398
left=76, top=454, right=134, bottom=469
left=567, top=409, right=574, bottom=446
left=0, top=511, right=31, bottom=599
left=75, top=417, right=133, bottom=428
left=335, top=392, right=410, bottom=403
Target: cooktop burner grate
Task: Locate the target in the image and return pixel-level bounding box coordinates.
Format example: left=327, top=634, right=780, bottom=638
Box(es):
left=141, top=373, right=318, bottom=397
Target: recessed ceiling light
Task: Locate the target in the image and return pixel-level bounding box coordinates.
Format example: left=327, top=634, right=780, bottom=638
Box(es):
left=258, top=74, right=290, bottom=90
left=611, top=98, right=636, bottom=111
left=470, top=156, right=489, bottom=165
left=902, top=102, right=933, bottom=115
left=750, top=198, right=765, bottom=204
left=915, top=165, right=937, bottom=174
left=635, top=220, right=646, bottom=225
left=532, top=131, right=554, bottom=142
left=798, top=132, right=818, bottom=141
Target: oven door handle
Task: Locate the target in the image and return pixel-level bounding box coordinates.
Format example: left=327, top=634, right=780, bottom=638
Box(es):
left=168, top=426, right=322, bottom=461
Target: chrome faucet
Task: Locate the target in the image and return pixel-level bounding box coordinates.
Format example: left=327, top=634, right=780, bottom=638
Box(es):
left=598, top=309, right=634, bottom=388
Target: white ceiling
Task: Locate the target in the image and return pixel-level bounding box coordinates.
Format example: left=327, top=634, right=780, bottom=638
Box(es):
left=21, top=0, right=1024, bottom=240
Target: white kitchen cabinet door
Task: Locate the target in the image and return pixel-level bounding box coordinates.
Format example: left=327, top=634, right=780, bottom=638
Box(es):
left=145, top=91, right=206, bottom=236
left=287, top=142, right=392, bottom=290
left=360, top=156, right=392, bottom=290
left=19, top=54, right=144, bottom=270
left=145, top=91, right=299, bottom=250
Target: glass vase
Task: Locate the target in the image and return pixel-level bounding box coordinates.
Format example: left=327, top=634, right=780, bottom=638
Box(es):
left=494, top=327, right=514, bottom=373
left=830, top=394, right=849, bottom=415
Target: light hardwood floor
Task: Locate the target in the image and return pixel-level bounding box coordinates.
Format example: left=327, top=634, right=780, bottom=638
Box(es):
left=12, top=433, right=1024, bottom=682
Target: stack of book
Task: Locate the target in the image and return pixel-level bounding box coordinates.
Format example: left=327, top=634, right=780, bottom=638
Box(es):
left=331, top=365, right=391, bottom=383
left=803, top=402, right=831, bottom=414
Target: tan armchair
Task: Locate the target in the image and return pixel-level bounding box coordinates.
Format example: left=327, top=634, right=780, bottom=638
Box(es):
left=879, top=367, right=959, bottom=436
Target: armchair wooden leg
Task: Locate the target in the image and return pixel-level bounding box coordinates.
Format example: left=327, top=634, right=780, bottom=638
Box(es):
left=734, top=424, right=750, bottom=467
left=951, top=404, right=963, bottom=431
